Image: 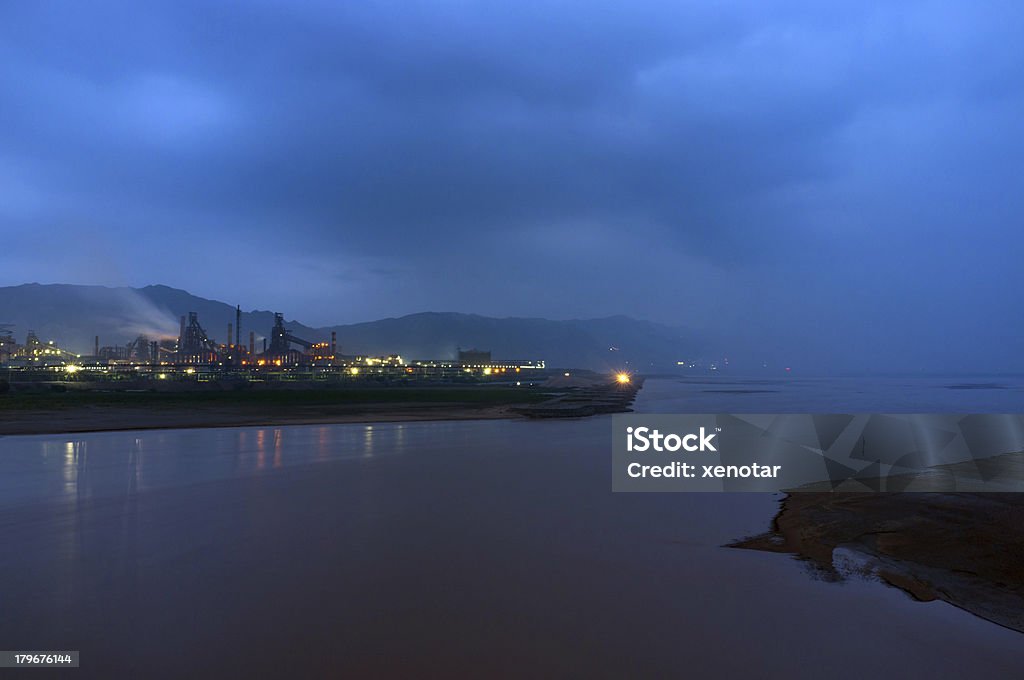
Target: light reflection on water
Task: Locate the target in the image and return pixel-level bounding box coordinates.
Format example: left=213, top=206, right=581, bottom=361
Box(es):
left=363, top=425, right=374, bottom=458
left=256, top=428, right=266, bottom=469
left=273, top=428, right=282, bottom=469
left=63, top=441, right=77, bottom=497
left=0, top=418, right=554, bottom=509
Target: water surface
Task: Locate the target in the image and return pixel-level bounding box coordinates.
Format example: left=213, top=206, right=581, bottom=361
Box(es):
left=0, top=377, right=1021, bottom=677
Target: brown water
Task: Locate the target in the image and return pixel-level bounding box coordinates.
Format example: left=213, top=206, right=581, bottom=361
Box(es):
left=0, top=379, right=1022, bottom=677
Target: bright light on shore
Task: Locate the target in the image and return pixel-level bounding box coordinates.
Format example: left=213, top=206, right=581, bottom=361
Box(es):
left=65, top=364, right=80, bottom=374
left=615, top=372, right=631, bottom=384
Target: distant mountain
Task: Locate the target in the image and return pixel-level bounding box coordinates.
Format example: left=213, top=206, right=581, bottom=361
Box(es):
left=328, top=312, right=695, bottom=370
left=0, top=283, right=697, bottom=370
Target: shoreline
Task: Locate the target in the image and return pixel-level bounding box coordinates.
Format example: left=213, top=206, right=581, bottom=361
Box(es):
left=0, top=377, right=643, bottom=436
left=0, top=403, right=531, bottom=436
left=730, top=488, right=1024, bottom=634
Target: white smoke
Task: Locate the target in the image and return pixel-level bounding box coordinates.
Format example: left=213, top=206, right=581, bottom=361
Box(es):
left=75, top=286, right=181, bottom=343
left=110, top=288, right=180, bottom=340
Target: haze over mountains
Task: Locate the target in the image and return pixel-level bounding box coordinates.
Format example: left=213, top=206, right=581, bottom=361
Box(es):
left=0, top=284, right=695, bottom=370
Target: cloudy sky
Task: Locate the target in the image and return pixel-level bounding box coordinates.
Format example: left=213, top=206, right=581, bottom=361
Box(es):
left=2, top=1, right=1022, bottom=370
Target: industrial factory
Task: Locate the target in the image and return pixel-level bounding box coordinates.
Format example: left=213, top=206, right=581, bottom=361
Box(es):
left=0, top=310, right=544, bottom=383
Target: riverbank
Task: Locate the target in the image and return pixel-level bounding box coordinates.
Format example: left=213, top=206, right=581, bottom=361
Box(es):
left=731, top=485, right=1024, bottom=634
left=511, top=376, right=643, bottom=418
left=0, top=386, right=553, bottom=435
left=0, top=377, right=643, bottom=435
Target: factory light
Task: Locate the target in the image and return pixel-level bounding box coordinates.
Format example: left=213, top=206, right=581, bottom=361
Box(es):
left=616, top=372, right=631, bottom=384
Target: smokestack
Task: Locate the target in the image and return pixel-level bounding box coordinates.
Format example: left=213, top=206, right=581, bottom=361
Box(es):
left=236, top=305, right=241, bottom=348
left=94, top=335, right=99, bottom=357
left=228, top=323, right=233, bottom=348
left=263, top=338, right=267, bottom=353
left=331, top=331, right=337, bottom=357
left=249, top=331, right=255, bottom=356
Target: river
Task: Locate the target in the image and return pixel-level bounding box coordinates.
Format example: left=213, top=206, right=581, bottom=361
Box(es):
left=0, top=376, right=1021, bottom=677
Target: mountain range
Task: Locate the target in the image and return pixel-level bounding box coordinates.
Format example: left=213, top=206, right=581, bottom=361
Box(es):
left=0, top=283, right=696, bottom=370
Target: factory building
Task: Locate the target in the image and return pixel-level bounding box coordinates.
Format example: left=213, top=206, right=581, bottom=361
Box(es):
left=0, top=310, right=546, bottom=382
left=457, top=348, right=545, bottom=371
left=458, top=348, right=491, bottom=365
left=0, top=325, right=16, bottom=364
left=0, top=330, right=81, bottom=367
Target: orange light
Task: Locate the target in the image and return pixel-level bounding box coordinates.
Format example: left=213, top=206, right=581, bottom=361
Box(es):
left=615, top=372, right=631, bottom=384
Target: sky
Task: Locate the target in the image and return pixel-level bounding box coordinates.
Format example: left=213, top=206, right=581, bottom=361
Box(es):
left=1, top=1, right=1022, bottom=371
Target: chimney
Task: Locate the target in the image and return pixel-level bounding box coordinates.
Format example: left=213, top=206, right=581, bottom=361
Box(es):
left=249, top=331, right=255, bottom=356
left=331, top=331, right=337, bottom=357
left=263, top=338, right=267, bottom=353
left=94, top=335, right=99, bottom=357
left=236, top=305, right=241, bottom=347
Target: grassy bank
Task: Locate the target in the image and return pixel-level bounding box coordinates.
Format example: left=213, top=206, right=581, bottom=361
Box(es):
left=0, top=385, right=558, bottom=435
left=0, top=385, right=554, bottom=411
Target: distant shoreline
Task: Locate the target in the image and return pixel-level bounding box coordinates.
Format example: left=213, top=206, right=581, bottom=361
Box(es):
left=0, top=387, right=548, bottom=436
left=0, top=403, right=528, bottom=436
left=0, top=379, right=641, bottom=435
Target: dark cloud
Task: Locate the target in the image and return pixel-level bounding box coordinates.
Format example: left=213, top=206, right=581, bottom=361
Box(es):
left=1, top=1, right=1022, bottom=370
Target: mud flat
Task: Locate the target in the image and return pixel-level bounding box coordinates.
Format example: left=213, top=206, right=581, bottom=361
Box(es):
left=511, top=377, right=644, bottom=418
left=732, top=473, right=1024, bottom=633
